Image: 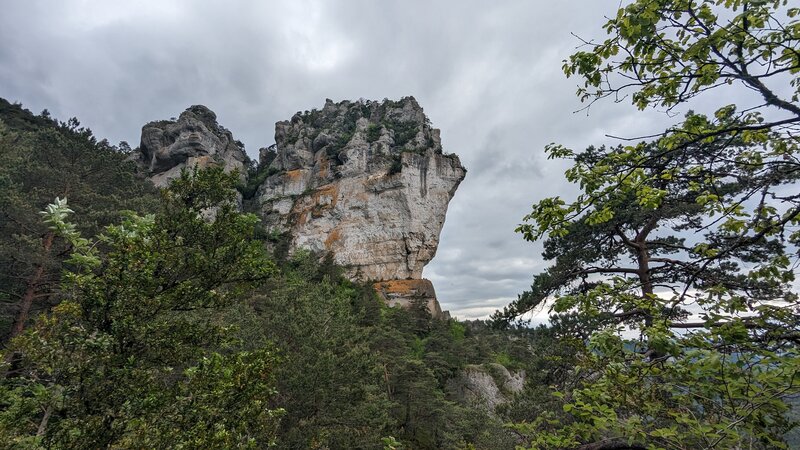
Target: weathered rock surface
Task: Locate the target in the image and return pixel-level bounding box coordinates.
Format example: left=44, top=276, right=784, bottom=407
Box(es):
left=257, top=97, right=466, bottom=284
left=132, top=105, right=248, bottom=187
left=373, top=279, right=450, bottom=319
left=447, top=364, right=526, bottom=412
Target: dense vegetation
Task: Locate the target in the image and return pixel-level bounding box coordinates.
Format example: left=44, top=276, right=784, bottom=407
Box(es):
left=0, top=98, right=158, bottom=342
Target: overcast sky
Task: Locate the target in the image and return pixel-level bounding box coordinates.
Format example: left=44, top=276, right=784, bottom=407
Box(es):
left=1, top=1, right=695, bottom=320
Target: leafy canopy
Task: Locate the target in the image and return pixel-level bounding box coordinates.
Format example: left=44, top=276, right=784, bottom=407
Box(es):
left=0, top=167, right=283, bottom=448
left=499, top=1, right=800, bottom=449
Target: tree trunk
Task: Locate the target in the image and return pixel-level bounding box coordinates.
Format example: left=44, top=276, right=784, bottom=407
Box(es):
left=36, top=397, right=55, bottom=437
left=9, top=231, right=54, bottom=340
left=634, top=217, right=658, bottom=327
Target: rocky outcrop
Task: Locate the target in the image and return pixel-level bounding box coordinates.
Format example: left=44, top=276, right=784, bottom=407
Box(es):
left=373, top=279, right=450, bottom=320
left=133, top=98, right=465, bottom=318
left=131, top=105, right=248, bottom=187
left=448, top=364, right=526, bottom=412
left=256, top=97, right=466, bottom=286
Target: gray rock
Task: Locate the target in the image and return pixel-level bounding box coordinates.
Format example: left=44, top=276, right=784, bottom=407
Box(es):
left=132, top=105, right=248, bottom=187
left=448, top=363, right=526, bottom=412
left=133, top=98, right=465, bottom=317
left=256, top=97, right=466, bottom=284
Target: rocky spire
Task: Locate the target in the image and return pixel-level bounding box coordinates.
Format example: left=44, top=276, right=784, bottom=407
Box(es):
left=256, top=97, right=466, bottom=318
left=132, top=105, right=248, bottom=187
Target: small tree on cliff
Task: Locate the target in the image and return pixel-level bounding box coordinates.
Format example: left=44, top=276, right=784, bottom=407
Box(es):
left=496, top=1, right=800, bottom=448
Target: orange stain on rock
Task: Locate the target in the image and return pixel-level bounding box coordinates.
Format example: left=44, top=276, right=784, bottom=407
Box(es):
left=294, top=211, right=307, bottom=226
left=316, top=154, right=330, bottom=180
left=287, top=182, right=340, bottom=223
left=285, top=169, right=304, bottom=181
left=190, top=155, right=213, bottom=168
left=373, top=279, right=435, bottom=297
left=313, top=183, right=339, bottom=209
left=324, top=227, right=342, bottom=250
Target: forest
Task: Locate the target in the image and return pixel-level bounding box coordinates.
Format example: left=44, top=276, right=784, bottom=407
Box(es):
left=1, top=0, right=800, bottom=449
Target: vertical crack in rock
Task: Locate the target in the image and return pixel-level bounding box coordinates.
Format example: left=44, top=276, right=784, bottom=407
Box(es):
left=403, top=235, right=413, bottom=275
left=419, top=155, right=428, bottom=198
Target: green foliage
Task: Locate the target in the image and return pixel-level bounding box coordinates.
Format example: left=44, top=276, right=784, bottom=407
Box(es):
left=0, top=101, right=158, bottom=340
left=449, top=321, right=466, bottom=341
left=242, top=252, right=524, bottom=449
left=563, top=0, right=800, bottom=111
left=0, top=181, right=569, bottom=449
left=388, top=153, right=404, bottom=175
left=384, top=119, right=420, bottom=148
left=244, top=253, right=393, bottom=448
left=240, top=160, right=281, bottom=200
left=326, top=131, right=353, bottom=157
left=502, top=1, right=800, bottom=448
left=0, top=97, right=599, bottom=449
left=0, top=99, right=58, bottom=132
left=367, top=123, right=383, bottom=143
left=0, top=168, right=282, bottom=447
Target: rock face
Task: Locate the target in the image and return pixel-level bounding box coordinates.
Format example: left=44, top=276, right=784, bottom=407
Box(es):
left=373, top=279, right=449, bottom=320
left=132, top=105, right=248, bottom=187
left=257, top=97, right=466, bottom=287
left=448, top=364, right=526, bottom=412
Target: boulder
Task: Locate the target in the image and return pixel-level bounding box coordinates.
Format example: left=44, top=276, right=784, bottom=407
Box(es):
left=448, top=363, right=526, bottom=412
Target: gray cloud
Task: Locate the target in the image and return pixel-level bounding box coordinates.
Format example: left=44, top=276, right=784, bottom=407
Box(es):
left=1, top=0, right=688, bottom=320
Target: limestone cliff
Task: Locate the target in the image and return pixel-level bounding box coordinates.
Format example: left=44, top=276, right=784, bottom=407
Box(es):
left=257, top=97, right=466, bottom=284
left=373, top=279, right=450, bottom=320
left=133, top=98, right=465, bottom=317
left=131, top=105, right=248, bottom=187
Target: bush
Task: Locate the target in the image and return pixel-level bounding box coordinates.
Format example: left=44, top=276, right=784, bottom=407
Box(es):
left=366, top=123, right=382, bottom=143
left=388, top=154, right=403, bottom=175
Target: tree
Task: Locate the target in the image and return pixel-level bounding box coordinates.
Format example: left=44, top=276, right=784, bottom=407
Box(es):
left=246, top=252, right=513, bottom=449
left=0, top=99, right=157, bottom=341
left=247, top=252, right=397, bottom=449
left=496, top=1, right=800, bottom=448
left=0, top=168, right=283, bottom=448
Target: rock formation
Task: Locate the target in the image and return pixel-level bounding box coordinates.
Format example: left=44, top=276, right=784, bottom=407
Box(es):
left=447, top=364, right=526, bottom=412
left=373, top=279, right=450, bottom=320
left=133, top=98, right=465, bottom=317
left=256, top=98, right=465, bottom=316
left=257, top=98, right=465, bottom=280
left=131, top=105, right=248, bottom=187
